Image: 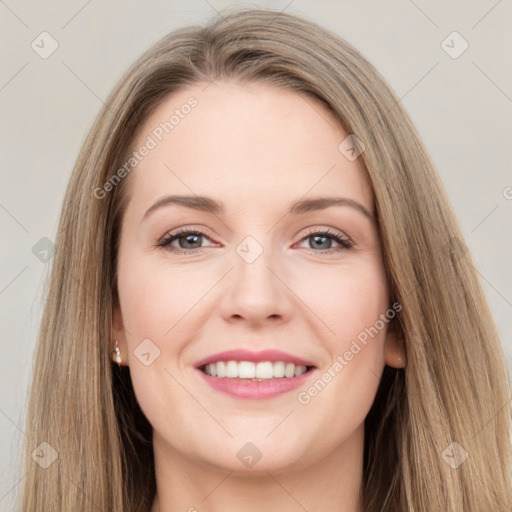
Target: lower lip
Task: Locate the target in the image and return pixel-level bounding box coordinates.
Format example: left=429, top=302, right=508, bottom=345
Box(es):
left=196, top=368, right=315, bottom=399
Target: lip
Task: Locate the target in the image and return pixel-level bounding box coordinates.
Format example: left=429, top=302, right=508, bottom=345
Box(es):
left=196, top=366, right=317, bottom=400
left=194, top=349, right=315, bottom=368
left=194, top=349, right=317, bottom=400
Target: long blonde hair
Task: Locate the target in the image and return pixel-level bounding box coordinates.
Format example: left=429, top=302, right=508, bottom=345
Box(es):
left=20, top=8, right=511, bottom=511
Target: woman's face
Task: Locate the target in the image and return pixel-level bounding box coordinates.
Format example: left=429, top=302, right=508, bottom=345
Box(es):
left=113, top=81, right=405, bottom=474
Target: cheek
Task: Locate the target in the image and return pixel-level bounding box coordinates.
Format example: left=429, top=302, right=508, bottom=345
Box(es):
left=116, top=253, right=200, bottom=430
left=117, top=251, right=209, bottom=344
left=293, top=261, right=389, bottom=407
left=295, top=260, right=389, bottom=348
left=300, top=267, right=389, bottom=396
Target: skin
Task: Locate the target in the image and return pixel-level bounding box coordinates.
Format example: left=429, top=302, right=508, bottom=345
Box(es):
left=112, top=81, right=406, bottom=512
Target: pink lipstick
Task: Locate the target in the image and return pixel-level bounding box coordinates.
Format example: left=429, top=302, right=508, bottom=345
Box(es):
left=194, top=349, right=316, bottom=400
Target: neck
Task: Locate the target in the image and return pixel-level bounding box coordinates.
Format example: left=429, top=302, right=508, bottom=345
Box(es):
left=150, top=426, right=365, bottom=512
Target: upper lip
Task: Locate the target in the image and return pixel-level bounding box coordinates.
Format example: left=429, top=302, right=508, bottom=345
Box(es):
left=194, top=349, right=316, bottom=368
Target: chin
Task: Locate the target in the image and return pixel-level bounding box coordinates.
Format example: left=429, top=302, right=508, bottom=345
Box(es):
left=183, top=433, right=317, bottom=475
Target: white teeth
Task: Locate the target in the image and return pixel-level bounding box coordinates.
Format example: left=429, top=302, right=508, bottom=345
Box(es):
left=294, top=365, right=307, bottom=377
left=225, top=360, right=238, bottom=378
left=284, top=363, right=295, bottom=378
left=238, top=361, right=255, bottom=378
left=255, top=361, right=274, bottom=379
left=202, top=360, right=310, bottom=379
left=216, top=361, right=226, bottom=378
left=273, top=361, right=285, bottom=378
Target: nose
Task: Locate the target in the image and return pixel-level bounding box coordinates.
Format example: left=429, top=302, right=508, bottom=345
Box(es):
left=219, top=245, right=295, bottom=328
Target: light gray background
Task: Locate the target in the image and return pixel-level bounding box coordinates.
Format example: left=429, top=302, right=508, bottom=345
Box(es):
left=1, top=0, right=511, bottom=508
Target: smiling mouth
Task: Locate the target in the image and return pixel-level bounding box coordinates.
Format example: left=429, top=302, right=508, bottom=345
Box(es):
left=200, top=360, right=315, bottom=380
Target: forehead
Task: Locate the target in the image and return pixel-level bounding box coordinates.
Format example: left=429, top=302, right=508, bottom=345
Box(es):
left=124, top=81, right=373, bottom=217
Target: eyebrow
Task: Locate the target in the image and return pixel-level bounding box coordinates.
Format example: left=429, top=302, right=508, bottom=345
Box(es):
left=142, top=194, right=374, bottom=221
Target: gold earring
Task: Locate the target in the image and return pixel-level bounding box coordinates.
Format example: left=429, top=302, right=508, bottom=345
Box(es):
left=112, top=339, right=122, bottom=365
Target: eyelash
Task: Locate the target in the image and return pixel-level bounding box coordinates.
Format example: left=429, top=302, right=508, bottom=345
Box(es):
left=156, top=226, right=354, bottom=255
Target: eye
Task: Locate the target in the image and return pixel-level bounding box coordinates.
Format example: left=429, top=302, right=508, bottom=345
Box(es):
left=295, top=227, right=353, bottom=254
left=157, top=227, right=217, bottom=254
left=156, top=226, right=353, bottom=255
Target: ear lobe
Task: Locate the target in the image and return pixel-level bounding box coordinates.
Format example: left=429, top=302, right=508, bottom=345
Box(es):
left=111, top=303, right=128, bottom=366
left=384, top=328, right=407, bottom=369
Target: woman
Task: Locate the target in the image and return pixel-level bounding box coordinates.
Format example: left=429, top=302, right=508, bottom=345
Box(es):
left=21, top=7, right=512, bottom=511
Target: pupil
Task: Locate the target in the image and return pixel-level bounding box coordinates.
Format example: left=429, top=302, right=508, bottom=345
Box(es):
left=311, top=235, right=330, bottom=250
left=180, top=234, right=201, bottom=249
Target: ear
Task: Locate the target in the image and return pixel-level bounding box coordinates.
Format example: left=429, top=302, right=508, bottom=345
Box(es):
left=112, top=300, right=129, bottom=366
left=383, top=324, right=406, bottom=369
